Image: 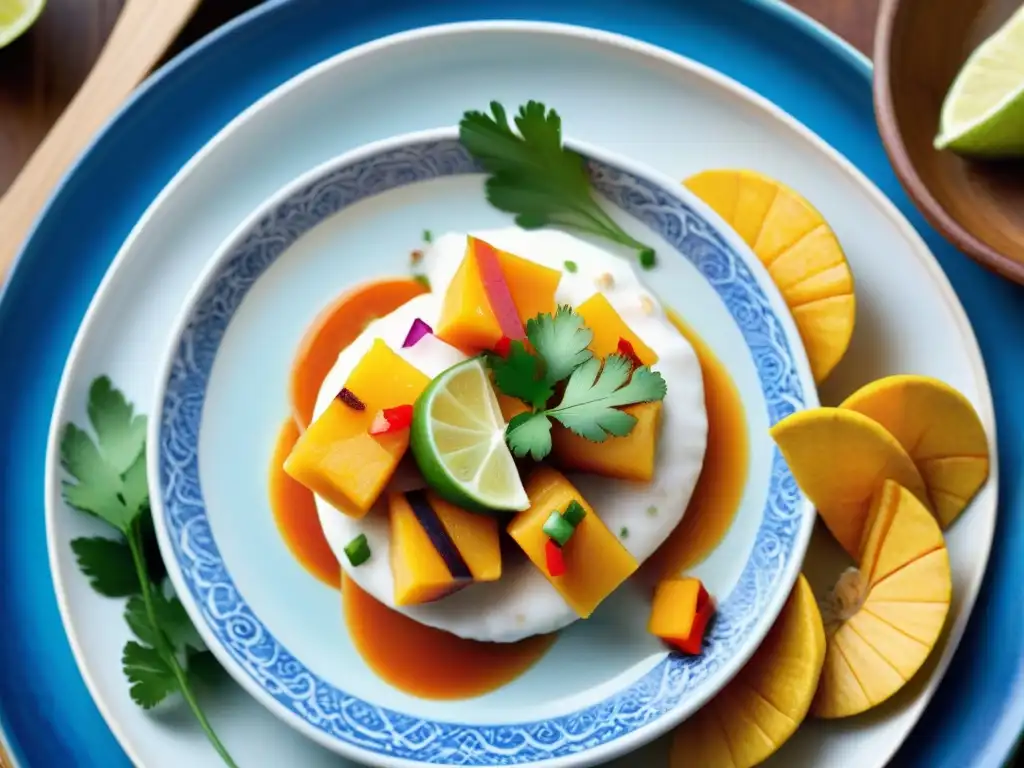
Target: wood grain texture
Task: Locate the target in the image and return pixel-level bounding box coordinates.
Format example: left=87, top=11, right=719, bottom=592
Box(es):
left=875, top=0, right=1024, bottom=283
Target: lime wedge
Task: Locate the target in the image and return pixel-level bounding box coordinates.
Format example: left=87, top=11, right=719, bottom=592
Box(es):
left=410, top=358, right=529, bottom=513
left=935, top=6, right=1024, bottom=156
left=0, top=0, right=44, bottom=49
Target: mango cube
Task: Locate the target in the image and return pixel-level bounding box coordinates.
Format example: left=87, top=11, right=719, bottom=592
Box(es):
left=507, top=467, right=637, bottom=618
left=551, top=293, right=662, bottom=481
left=576, top=292, right=659, bottom=364
left=389, top=490, right=501, bottom=606
left=648, top=577, right=715, bottom=654
left=436, top=236, right=561, bottom=353
left=284, top=339, right=430, bottom=516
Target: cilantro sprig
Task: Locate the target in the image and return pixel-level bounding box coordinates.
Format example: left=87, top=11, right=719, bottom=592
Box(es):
left=459, top=101, right=657, bottom=268
left=490, top=308, right=667, bottom=460
left=61, top=377, right=236, bottom=767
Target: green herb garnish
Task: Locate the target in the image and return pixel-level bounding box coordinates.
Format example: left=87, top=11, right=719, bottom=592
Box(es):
left=490, top=308, right=666, bottom=460
left=563, top=500, right=587, bottom=527
left=423, top=229, right=433, bottom=243
left=413, top=274, right=431, bottom=290
left=345, top=533, right=372, bottom=566
left=564, top=260, right=578, bottom=273
left=488, top=305, right=593, bottom=408
left=542, top=511, right=576, bottom=547
left=61, top=377, right=236, bottom=767
left=504, top=357, right=666, bottom=461
left=459, top=101, right=657, bottom=268
left=619, top=526, right=629, bottom=539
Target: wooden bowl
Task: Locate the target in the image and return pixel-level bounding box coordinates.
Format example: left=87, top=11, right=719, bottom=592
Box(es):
left=874, top=0, right=1024, bottom=283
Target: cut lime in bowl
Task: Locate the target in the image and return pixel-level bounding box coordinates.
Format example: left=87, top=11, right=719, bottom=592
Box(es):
left=0, top=0, right=44, bottom=49
left=410, top=357, right=530, bottom=513
left=935, top=4, right=1024, bottom=156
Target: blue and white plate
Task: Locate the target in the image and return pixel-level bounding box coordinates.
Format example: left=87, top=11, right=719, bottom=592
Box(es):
left=148, top=128, right=816, bottom=766
left=36, top=16, right=998, bottom=768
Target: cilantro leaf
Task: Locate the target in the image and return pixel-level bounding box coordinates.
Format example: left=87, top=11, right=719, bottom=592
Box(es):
left=526, top=305, right=593, bottom=384
left=61, top=377, right=237, bottom=766
left=88, top=376, right=147, bottom=474
left=125, top=595, right=160, bottom=647
left=489, top=340, right=553, bottom=409
left=505, top=412, right=554, bottom=461
left=71, top=536, right=139, bottom=597
left=123, top=640, right=179, bottom=709
left=60, top=379, right=149, bottom=533
left=459, top=101, right=657, bottom=267
left=549, top=355, right=668, bottom=442
left=152, top=589, right=203, bottom=651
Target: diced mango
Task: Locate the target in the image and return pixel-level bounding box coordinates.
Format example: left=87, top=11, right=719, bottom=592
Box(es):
left=388, top=490, right=501, bottom=606
left=551, top=294, right=661, bottom=481
left=552, top=401, right=662, bottom=481
left=436, top=237, right=560, bottom=353
left=575, top=293, right=658, bottom=364
left=506, top=467, right=637, bottom=617
left=284, top=339, right=430, bottom=516
left=648, top=577, right=711, bottom=648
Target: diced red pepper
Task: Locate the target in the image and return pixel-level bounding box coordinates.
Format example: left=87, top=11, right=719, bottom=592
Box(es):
left=668, top=587, right=715, bottom=655
left=368, top=404, right=415, bottom=435
left=494, top=336, right=513, bottom=359
left=617, top=337, right=645, bottom=370
left=545, top=538, right=566, bottom=578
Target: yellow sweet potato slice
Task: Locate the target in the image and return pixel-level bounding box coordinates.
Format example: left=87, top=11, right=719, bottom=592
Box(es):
left=841, top=374, right=990, bottom=528
left=812, top=481, right=951, bottom=719
left=284, top=339, right=430, bottom=516
left=670, top=575, right=825, bottom=768
left=684, top=169, right=855, bottom=383
left=769, top=408, right=929, bottom=557
left=506, top=467, right=637, bottom=618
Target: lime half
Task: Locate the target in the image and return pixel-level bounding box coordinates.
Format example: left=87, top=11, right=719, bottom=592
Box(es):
left=935, top=6, right=1024, bottom=156
left=410, top=358, right=529, bottom=513
left=0, top=0, right=45, bottom=49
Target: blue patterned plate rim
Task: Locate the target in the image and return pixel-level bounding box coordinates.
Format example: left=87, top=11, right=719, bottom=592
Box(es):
left=149, top=127, right=818, bottom=767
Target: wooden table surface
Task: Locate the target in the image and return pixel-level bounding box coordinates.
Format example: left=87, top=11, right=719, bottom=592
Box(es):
left=0, top=0, right=878, bottom=197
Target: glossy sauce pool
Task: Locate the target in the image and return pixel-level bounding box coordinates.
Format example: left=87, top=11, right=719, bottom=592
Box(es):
left=269, top=278, right=553, bottom=699
left=645, top=310, right=750, bottom=578
left=268, top=280, right=749, bottom=698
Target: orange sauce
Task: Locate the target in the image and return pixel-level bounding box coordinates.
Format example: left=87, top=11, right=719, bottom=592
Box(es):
left=289, top=278, right=427, bottom=430
left=272, top=277, right=554, bottom=700
left=343, top=573, right=555, bottom=700
left=269, top=419, right=341, bottom=589
left=646, top=310, right=750, bottom=578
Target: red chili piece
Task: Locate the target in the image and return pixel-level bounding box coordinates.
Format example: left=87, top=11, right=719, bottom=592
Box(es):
left=336, top=387, right=366, bottom=411
left=617, top=338, right=645, bottom=370
left=494, top=336, right=513, bottom=359
left=545, top=538, right=566, bottom=578
left=368, top=404, right=414, bottom=435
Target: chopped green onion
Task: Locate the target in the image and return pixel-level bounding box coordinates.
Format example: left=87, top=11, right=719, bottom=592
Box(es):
left=543, top=510, right=576, bottom=547
left=639, top=248, right=656, bottom=270
left=413, top=274, right=431, bottom=290
left=563, top=260, right=578, bottom=273
left=646, top=505, right=659, bottom=517
left=423, top=229, right=433, bottom=243
left=619, top=526, right=629, bottom=539
left=344, top=533, right=371, bottom=566
left=563, top=499, right=587, bottom=527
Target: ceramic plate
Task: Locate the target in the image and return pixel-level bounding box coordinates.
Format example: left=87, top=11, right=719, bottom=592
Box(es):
left=148, top=128, right=815, bottom=766
left=34, top=16, right=999, bottom=768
